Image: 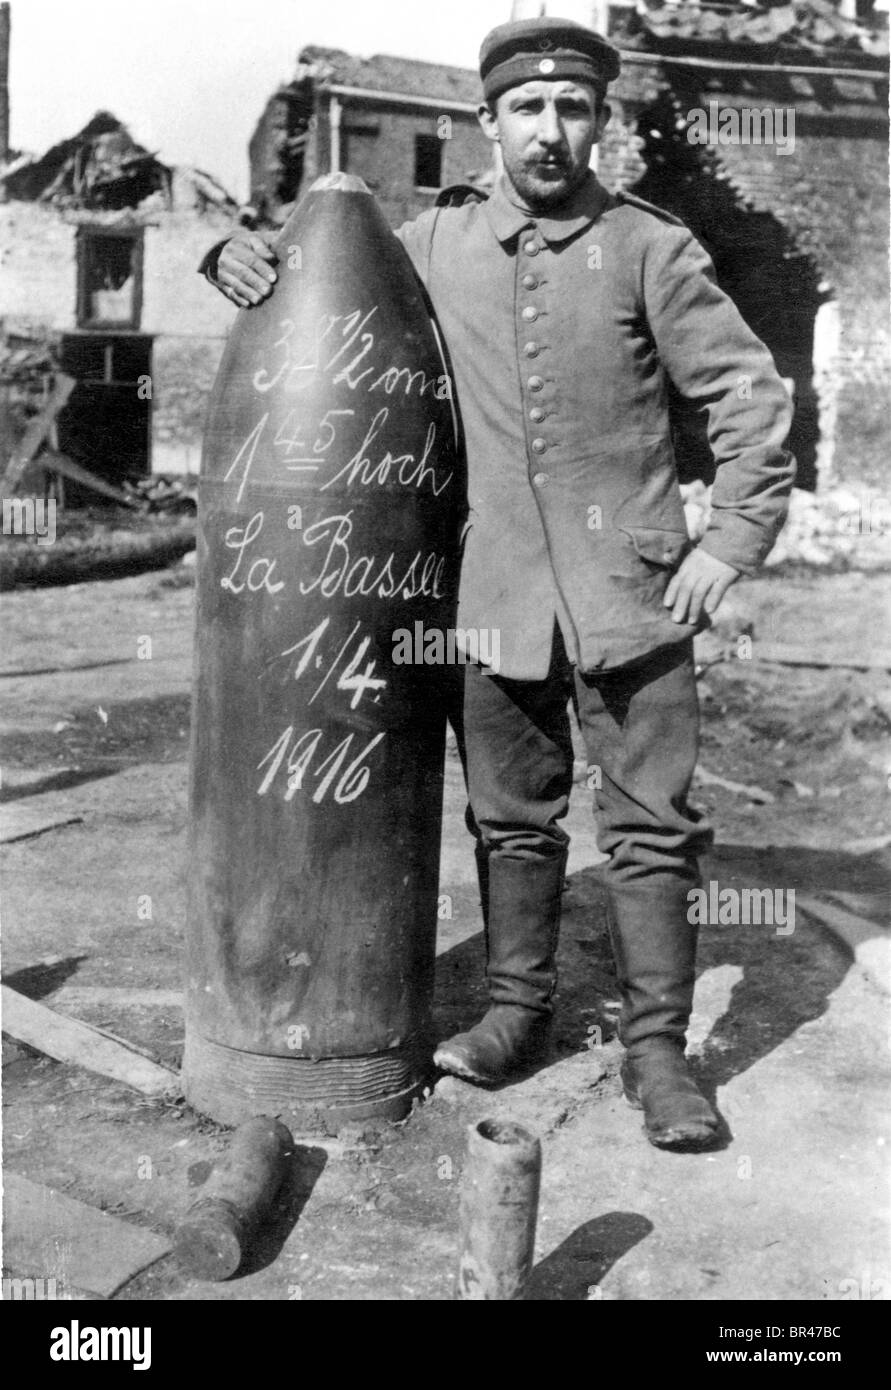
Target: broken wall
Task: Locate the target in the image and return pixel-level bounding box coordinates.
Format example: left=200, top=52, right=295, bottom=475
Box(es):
left=599, top=58, right=890, bottom=493
left=1, top=202, right=238, bottom=475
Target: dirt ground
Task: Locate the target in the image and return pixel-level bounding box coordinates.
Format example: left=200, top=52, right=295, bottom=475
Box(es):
left=1, top=557, right=889, bottom=1301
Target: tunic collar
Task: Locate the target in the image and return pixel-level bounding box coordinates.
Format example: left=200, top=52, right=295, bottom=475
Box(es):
left=484, top=170, right=612, bottom=246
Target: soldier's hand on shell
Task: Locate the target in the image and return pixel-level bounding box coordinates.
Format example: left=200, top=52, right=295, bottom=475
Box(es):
left=216, top=232, right=278, bottom=308
left=664, top=547, right=739, bottom=626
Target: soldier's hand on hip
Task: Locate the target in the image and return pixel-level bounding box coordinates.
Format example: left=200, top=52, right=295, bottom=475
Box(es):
left=216, top=232, right=278, bottom=308
left=664, top=548, right=739, bottom=625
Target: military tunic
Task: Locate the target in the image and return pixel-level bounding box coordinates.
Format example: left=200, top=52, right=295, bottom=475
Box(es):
left=396, top=172, right=794, bottom=680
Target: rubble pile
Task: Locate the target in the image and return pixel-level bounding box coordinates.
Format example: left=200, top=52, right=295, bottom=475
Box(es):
left=765, top=485, right=891, bottom=569
left=0, top=330, right=62, bottom=453
left=681, top=478, right=891, bottom=570
left=617, top=1, right=889, bottom=60
left=121, top=475, right=197, bottom=514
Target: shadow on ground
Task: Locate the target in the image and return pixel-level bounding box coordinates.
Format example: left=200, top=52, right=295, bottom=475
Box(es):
left=526, top=1211, right=653, bottom=1300
left=233, top=1145, right=329, bottom=1278
left=4, top=954, right=89, bottom=999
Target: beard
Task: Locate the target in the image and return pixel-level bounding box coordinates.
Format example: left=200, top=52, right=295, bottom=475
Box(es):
left=503, top=153, right=589, bottom=213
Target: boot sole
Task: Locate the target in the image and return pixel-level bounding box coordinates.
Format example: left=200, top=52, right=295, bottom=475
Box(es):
left=433, top=1045, right=500, bottom=1087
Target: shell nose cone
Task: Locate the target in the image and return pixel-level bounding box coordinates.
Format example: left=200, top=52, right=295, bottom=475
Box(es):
left=309, top=172, right=371, bottom=194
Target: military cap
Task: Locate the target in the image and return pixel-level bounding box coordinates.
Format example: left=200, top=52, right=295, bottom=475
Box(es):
left=479, top=16, right=620, bottom=104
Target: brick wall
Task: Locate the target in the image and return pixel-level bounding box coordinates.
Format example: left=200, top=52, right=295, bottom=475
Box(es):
left=600, top=61, right=890, bottom=489
left=305, top=99, right=493, bottom=228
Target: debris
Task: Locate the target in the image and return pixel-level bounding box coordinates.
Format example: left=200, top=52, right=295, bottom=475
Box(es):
left=622, top=0, right=888, bottom=60
left=694, top=765, right=775, bottom=804
left=1, top=374, right=75, bottom=491
left=1, top=984, right=179, bottom=1097
left=1, top=658, right=132, bottom=679
left=0, top=810, right=84, bottom=843
left=122, top=474, right=197, bottom=513
left=171, top=165, right=240, bottom=217
left=0, top=522, right=195, bottom=591
left=842, top=832, right=891, bottom=856
left=755, top=642, right=891, bottom=673
left=764, top=486, right=891, bottom=572
left=38, top=450, right=144, bottom=508
left=777, top=777, right=815, bottom=799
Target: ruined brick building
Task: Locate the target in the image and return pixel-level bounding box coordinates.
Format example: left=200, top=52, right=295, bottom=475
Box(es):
left=248, top=19, right=888, bottom=494
left=3, top=7, right=887, bottom=496
left=1, top=113, right=240, bottom=487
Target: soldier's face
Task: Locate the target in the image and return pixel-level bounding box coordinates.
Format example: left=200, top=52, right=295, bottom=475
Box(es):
left=479, top=79, right=608, bottom=209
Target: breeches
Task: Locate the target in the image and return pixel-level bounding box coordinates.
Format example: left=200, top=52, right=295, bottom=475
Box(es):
left=462, top=626, right=712, bottom=887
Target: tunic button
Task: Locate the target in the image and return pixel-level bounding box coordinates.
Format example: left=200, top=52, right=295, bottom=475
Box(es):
left=524, top=342, right=540, bottom=358
left=533, top=472, right=549, bottom=487
left=532, top=438, right=547, bottom=454
left=527, top=375, right=544, bottom=391
left=523, top=239, right=540, bottom=255
left=522, top=306, right=539, bottom=322
left=529, top=407, right=544, bottom=422
left=522, top=273, right=538, bottom=289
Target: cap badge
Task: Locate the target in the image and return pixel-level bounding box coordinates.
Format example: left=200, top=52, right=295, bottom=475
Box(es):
left=538, top=37, right=555, bottom=51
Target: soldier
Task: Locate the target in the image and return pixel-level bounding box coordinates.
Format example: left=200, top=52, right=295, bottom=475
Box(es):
left=202, top=17, right=794, bottom=1150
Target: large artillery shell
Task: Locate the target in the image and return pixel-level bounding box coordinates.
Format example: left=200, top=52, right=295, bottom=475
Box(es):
left=456, top=1119, right=542, bottom=1300
left=183, top=173, right=463, bottom=1129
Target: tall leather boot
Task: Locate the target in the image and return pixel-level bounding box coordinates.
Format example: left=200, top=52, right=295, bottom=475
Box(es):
left=607, top=881, right=719, bottom=1151
left=475, top=839, right=490, bottom=937
left=434, top=848, right=566, bottom=1085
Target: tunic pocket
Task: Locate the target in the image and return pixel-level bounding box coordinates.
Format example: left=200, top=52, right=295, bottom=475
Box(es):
left=618, top=525, right=690, bottom=571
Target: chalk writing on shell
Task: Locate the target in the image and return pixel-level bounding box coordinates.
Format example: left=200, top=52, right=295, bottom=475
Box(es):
left=299, top=512, right=447, bottom=602
left=252, top=310, right=445, bottom=400
left=319, top=412, right=452, bottom=496
left=279, top=616, right=388, bottom=710
left=275, top=408, right=356, bottom=470
left=223, top=413, right=269, bottom=503
left=256, top=726, right=386, bottom=804
left=220, top=511, right=284, bottom=595
left=221, top=408, right=451, bottom=497
left=219, top=509, right=447, bottom=607
left=216, top=290, right=454, bottom=810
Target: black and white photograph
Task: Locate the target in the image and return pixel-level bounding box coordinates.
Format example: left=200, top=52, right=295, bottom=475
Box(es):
left=1, top=0, right=889, bottom=1332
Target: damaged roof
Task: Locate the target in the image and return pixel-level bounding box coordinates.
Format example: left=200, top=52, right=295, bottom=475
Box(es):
left=619, top=0, right=889, bottom=64
left=1, top=111, right=171, bottom=208
left=297, top=45, right=482, bottom=105
left=1, top=111, right=240, bottom=214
